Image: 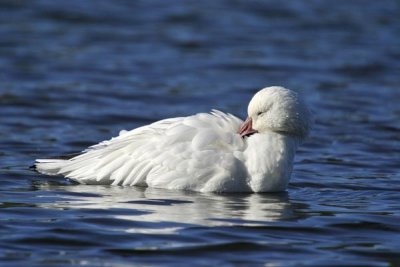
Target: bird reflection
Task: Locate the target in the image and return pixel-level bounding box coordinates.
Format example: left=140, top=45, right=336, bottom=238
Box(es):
left=39, top=183, right=303, bottom=232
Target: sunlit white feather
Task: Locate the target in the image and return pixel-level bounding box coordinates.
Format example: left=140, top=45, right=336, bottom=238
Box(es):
left=35, top=86, right=312, bottom=192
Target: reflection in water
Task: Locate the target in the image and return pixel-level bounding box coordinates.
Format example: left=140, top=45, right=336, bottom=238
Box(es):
left=38, top=184, right=301, bottom=232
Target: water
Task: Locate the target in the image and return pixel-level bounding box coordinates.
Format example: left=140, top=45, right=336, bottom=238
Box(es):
left=1, top=0, right=400, bottom=266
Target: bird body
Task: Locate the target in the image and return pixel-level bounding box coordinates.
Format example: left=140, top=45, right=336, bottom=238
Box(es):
left=35, top=86, right=312, bottom=192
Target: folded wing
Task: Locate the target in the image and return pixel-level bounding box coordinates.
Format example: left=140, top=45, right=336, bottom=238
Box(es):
left=35, top=110, right=249, bottom=191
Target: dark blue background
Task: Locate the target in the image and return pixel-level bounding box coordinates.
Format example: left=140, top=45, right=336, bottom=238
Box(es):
left=1, top=1, right=399, bottom=266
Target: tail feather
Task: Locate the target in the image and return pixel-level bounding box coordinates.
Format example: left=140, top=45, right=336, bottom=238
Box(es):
left=34, top=159, right=67, bottom=176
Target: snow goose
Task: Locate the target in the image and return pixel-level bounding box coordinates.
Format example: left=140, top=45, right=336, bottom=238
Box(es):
left=35, top=86, right=312, bottom=192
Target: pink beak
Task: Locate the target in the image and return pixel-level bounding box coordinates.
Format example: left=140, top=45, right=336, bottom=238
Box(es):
left=238, top=117, right=258, bottom=137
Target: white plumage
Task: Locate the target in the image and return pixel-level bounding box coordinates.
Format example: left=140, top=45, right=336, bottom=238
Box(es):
left=35, top=86, right=312, bottom=192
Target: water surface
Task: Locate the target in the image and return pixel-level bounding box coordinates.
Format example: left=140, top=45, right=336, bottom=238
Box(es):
left=1, top=1, right=400, bottom=266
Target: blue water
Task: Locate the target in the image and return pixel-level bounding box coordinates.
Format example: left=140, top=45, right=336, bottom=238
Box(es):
left=1, top=1, right=400, bottom=266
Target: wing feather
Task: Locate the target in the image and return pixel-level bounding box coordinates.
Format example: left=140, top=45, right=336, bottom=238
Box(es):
left=35, top=110, right=247, bottom=191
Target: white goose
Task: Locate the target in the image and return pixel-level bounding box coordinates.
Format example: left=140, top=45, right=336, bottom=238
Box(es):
left=35, top=86, right=312, bottom=193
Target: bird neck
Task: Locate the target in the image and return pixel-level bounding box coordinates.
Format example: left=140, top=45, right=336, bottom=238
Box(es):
left=244, top=132, right=298, bottom=192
